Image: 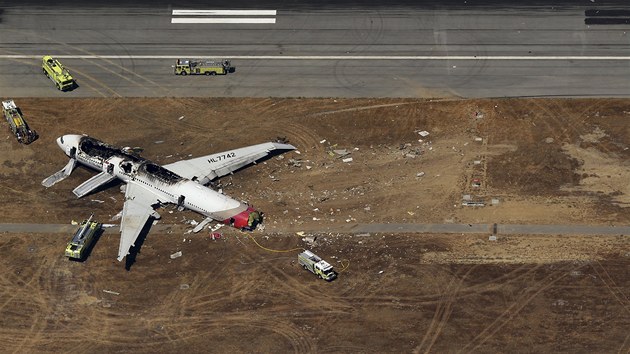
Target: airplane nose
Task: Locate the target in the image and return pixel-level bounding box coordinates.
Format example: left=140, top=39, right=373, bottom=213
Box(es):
left=56, top=136, right=64, bottom=150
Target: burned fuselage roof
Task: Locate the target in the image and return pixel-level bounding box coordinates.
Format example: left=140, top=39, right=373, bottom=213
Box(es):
left=78, top=136, right=183, bottom=185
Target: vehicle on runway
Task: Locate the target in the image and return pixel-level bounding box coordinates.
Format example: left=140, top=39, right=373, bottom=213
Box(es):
left=42, top=55, right=75, bottom=91
left=42, top=134, right=294, bottom=262
left=2, top=99, right=38, bottom=144
left=174, top=59, right=233, bottom=75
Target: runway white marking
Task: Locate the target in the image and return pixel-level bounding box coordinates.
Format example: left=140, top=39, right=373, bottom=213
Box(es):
left=2, top=55, right=630, bottom=60
left=171, top=9, right=277, bottom=24
left=171, top=18, right=276, bottom=24
left=172, top=10, right=277, bottom=16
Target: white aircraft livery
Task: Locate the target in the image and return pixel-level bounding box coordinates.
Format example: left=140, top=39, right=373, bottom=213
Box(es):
left=42, top=134, right=295, bottom=261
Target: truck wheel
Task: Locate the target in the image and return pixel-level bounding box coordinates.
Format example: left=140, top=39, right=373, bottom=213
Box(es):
left=209, top=71, right=216, bottom=76
left=181, top=71, right=187, bottom=76
left=43, top=68, right=48, bottom=77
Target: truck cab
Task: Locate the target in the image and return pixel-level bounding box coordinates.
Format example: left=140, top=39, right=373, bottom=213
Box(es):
left=42, top=55, right=75, bottom=91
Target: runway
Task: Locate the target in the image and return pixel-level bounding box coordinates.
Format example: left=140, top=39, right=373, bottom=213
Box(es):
left=1, top=0, right=629, bottom=98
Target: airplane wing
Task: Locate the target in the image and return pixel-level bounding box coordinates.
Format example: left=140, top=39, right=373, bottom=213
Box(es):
left=117, top=182, right=159, bottom=261
left=162, top=142, right=295, bottom=183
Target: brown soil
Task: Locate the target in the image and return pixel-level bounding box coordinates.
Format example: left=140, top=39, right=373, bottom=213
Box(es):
left=0, top=97, right=628, bottom=353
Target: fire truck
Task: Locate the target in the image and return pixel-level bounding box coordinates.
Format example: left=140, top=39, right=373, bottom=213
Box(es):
left=174, top=59, right=233, bottom=75
left=42, top=55, right=75, bottom=90
left=298, top=250, right=338, bottom=281
left=65, top=214, right=101, bottom=260
left=2, top=100, right=38, bottom=144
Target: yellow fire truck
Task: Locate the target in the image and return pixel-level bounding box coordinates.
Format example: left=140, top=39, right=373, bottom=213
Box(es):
left=42, top=55, right=76, bottom=91
left=2, top=99, right=38, bottom=144
left=174, top=59, right=233, bottom=75
left=65, top=215, right=101, bottom=260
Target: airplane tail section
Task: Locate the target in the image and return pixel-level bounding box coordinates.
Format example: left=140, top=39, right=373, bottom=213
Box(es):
left=42, top=158, right=76, bottom=187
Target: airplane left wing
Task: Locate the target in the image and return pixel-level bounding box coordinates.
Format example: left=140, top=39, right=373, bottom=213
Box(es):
left=118, top=182, right=159, bottom=261
left=163, top=142, right=295, bottom=184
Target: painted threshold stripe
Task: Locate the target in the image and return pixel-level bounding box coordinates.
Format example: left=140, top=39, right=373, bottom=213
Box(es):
left=171, top=18, right=276, bottom=24
left=172, top=10, right=277, bottom=16
left=2, top=55, right=630, bottom=60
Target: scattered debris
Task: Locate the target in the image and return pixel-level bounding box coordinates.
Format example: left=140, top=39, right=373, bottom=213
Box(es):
left=170, top=251, right=182, bottom=259
left=302, top=235, right=317, bottom=246
left=288, top=158, right=302, bottom=167
left=333, top=149, right=350, bottom=157
left=463, top=201, right=485, bottom=207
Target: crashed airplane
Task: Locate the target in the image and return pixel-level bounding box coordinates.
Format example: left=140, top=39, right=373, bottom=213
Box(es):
left=42, top=134, right=295, bottom=262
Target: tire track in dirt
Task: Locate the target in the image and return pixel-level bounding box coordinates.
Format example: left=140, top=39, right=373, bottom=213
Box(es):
left=414, top=265, right=478, bottom=354
left=4, top=256, right=59, bottom=353
left=592, top=260, right=630, bottom=316
left=459, top=263, right=580, bottom=353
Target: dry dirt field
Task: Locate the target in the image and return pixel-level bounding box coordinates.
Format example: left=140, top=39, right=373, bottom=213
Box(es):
left=0, top=97, right=629, bottom=353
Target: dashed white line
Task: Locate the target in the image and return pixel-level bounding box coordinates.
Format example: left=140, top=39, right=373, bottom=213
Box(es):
left=172, top=10, right=277, bottom=16
left=171, top=9, right=277, bottom=24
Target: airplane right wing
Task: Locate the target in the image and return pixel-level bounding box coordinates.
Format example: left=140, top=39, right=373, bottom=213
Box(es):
left=118, top=182, right=159, bottom=261
left=162, top=142, right=295, bottom=184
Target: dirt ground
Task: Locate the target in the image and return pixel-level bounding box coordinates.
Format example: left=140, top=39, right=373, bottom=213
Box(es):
left=0, top=97, right=629, bottom=353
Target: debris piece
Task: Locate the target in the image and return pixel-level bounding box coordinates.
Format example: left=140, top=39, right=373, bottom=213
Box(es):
left=474, top=137, right=483, bottom=142
left=302, top=235, right=317, bottom=246
left=356, top=233, right=371, bottom=237
left=418, top=130, right=430, bottom=137
left=416, top=172, right=425, bottom=177
left=296, top=231, right=305, bottom=236
left=211, top=232, right=222, bottom=240
left=342, top=157, right=353, bottom=163
left=91, top=199, right=105, bottom=203
left=178, top=115, right=185, bottom=120
left=71, top=220, right=78, bottom=225
left=489, top=235, right=497, bottom=241
left=491, top=199, right=500, bottom=205
left=179, top=284, right=190, bottom=290
left=462, top=194, right=472, bottom=201
left=545, top=137, right=554, bottom=144
left=154, top=140, right=164, bottom=144
left=473, top=160, right=482, bottom=165
left=103, top=289, right=120, bottom=295
left=320, top=139, right=327, bottom=144
left=333, top=149, right=350, bottom=156
left=378, top=270, right=384, bottom=274
left=170, top=251, right=182, bottom=259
